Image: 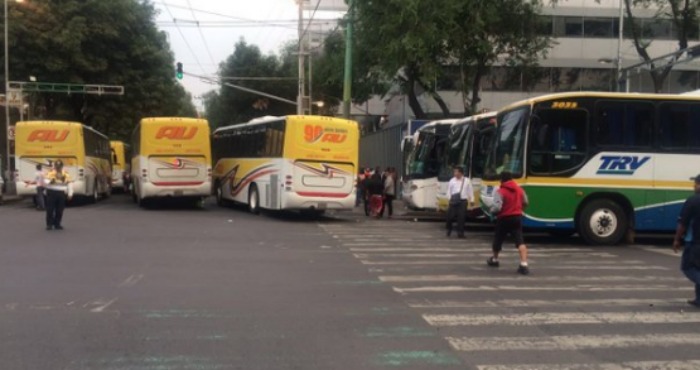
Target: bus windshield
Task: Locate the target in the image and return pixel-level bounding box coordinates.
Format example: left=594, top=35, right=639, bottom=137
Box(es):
left=484, top=107, right=529, bottom=180
left=406, top=131, right=438, bottom=179
left=439, top=124, right=470, bottom=181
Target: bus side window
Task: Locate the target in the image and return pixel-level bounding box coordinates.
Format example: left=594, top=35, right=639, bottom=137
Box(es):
left=595, top=101, right=653, bottom=148
left=659, top=103, right=700, bottom=151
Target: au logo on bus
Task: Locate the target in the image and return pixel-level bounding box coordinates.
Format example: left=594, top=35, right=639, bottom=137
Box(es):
left=28, top=129, right=70, bottom=142
left=156, top=126, right=198, bottom=140
left=304, top=125, right=347, bottom=144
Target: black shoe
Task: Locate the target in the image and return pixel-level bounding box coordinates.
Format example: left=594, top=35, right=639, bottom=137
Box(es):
left=517, top=265, right=530, bottom=275
left=486, top=257, right=500, bottom=267
left=46, top=226, right=53, bottom=231
left=54, top=225, right=64, bottom=230
left=687, top=299, right=700, bottom=308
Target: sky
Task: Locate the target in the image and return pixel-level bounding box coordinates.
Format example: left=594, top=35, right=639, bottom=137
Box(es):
left=153, top=0, right=345, bottom=111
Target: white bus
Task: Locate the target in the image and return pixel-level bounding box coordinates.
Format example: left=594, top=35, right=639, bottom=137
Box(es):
left=401, top=119, right=456, bottom=210
left=212, top=115, right=359, bottom=214
left=436, top=112, right=497, bottom=216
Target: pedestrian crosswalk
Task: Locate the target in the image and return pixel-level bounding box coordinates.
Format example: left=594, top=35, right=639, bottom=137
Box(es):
left=319, top=220, right=694, bottom=370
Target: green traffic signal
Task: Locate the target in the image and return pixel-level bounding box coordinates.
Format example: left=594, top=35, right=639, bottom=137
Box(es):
left=176, top=62, right=183, bottom=80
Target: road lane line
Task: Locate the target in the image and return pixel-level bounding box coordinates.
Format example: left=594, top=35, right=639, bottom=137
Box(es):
left=397, top=285, right=688, bottom=294
left=354, top=252, right=616, bottom=259
left=476, top=360, right=700, bottom=370
left=424, top=311, right=699, bottom=327
left=449, top=334, right=700, bottom=351
left=118, top=274, right=144, bottom=287
left=89, top=298, right=118, bottom=313
left=350, top=247, right=597, bottom=252
left=360, top=260, right=646, bottom=266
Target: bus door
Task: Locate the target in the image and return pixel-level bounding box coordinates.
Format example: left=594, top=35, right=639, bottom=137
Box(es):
left=147, top=155, right=207, bottom=188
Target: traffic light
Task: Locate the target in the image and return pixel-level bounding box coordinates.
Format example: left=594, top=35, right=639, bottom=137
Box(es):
left=176, top=62, right=183, bottom=80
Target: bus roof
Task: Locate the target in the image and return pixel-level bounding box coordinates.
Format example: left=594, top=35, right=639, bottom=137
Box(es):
left=213, top=115, right=357, bottom=134
left=498, top=91, right=700, bottom=113
left=417, top=118, right=460, bottom=131
left=18, top=120, right=108, bottom=140
left=139, top=117, right=208, bottom=126
left=451, top=111, right=497, bottom=127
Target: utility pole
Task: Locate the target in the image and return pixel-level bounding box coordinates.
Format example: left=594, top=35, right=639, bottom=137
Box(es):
left=616, top=0, right=624, bottom=92
left=342, top=0, right=353, bottom=118
left=4, top=0, right=11, bottom=180
left=297, top=0, right=306, bottom=115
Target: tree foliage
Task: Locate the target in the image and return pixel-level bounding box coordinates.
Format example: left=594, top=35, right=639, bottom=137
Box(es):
left=1, top=0, right=195, bottom=141
left=624, top=0, right=700, bottom=92
left=351, top=0, right=551, bottom=117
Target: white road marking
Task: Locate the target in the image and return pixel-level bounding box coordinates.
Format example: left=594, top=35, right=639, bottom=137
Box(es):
left=354, top=252, right=616, bottom=259
left=118, top=274, right=144, bottom=287
left=350, top=247, right=597, bottom=253
left=380, top=274, right=681, bottom=283
left=360, top=260, right=645, bottom=266
left=89, top=298, right=118, bottom=313
left=632, top=245, right=680, bottom=258
left=424, top=311, right=699, bottom=327
left=477, top=361, right=700, bottom=370
left=397, top=285, right=688, bottom=294
left=407, top=298, right=681, bottom=309
left=449, top=334, right=700, bottom=352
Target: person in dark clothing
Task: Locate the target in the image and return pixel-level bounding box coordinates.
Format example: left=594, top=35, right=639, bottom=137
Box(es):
left=366, top=169, right=384, bottom=217
left=446, top=166, right=474, bottom=238
left=487, top=172, right=530, bottom=275
left=674, top=174, right=700, bottom=307
left=44, top=160, right=72, bottom=230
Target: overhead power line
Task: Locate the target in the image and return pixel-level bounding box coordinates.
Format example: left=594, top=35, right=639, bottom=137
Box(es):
left=300, top=0, right=322, bottom=44
left=186, top=0, right=217, bottom=67
left=160, top=1, right=206, bottom=74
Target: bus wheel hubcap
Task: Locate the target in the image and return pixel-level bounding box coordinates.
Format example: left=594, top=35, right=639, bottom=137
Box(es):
left=590, top=209, right=617, bottom=237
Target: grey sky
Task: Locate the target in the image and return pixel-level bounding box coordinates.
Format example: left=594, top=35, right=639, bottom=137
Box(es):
left=154, top=0, right=344, bottom=110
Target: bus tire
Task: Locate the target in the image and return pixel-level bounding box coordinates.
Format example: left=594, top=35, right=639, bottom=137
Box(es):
left=91, top=182, right=99, bottom=203
left=248, top=184, right=260, bottom=215
left=578, top=199, right=627, bottom=246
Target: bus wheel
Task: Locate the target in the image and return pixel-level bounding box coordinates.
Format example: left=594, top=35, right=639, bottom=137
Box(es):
left=578, top=199, right=627, bottom=245
left=91, top=182, right=99, bottom=203
left=248, top=184, right=260, bottom=215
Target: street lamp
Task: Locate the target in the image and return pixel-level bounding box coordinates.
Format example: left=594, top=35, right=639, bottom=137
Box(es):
left=4, top=0, right=23, bottom=185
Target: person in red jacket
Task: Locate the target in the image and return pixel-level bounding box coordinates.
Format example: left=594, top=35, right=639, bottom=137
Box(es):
left=487, top=171, right=530, bottom=275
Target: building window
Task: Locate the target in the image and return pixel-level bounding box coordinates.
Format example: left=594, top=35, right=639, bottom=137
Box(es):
left=584, top=18, right=615, bottom=38
left=554, top=17, right=583, bottom=37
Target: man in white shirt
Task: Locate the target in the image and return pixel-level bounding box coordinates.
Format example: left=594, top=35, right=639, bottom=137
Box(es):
left=34, top=164, right=46, bottom=211
left=446, top=166, right=474, bottom=238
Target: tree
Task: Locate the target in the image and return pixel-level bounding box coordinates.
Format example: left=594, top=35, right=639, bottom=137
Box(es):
left=202, top=39, right=297, bottom=128
left=451, top=0, right=550, bottom=113
left=623, top=0, right=699, bottom=92
left=1, top=0, right=195, bottom=141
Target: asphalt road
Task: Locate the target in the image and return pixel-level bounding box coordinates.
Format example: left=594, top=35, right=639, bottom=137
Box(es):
left=0, top=195, right=694, bottom=370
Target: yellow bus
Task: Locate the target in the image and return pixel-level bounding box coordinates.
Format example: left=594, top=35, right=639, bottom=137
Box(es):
left=212, top=115, right=359, bottom=214
left=110, top=140, right=131, bottom=192
left=130, top=117, right=212, bottom=206
left=15, top=121, right=112, bottom=201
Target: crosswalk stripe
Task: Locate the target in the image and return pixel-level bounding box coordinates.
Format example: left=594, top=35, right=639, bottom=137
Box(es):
left=407, top=298, right=682, bottom=309
left=354, top=252, right=616, bottom=259
left=350, top=247, right=597, bottom=252
left=476, top=360, right=700, bottom=370
left=380, top=274, right=681, bottom=283
left=360, top=260, right=646, bottom=266
left=424, top=311, right=698, bottom=327
left=397, top=285, right=688, bottom=294
left=448, top=333, right=700, bottom=352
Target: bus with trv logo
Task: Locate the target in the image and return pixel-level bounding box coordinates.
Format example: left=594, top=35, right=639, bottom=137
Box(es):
left=15, top=121, right=112, bottom=201
left=212, top=115, right=359, bottom=214
left=130, top=117, right=212, bottom=206
left=480, top=92, right=700, bottom=245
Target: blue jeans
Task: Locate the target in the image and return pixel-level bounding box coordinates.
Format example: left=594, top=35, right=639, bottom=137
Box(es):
left=681, top=245, right=700, bottom=301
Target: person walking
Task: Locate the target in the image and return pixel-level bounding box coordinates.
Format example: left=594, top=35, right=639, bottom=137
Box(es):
left=34, top=164, right=46, bottom=211
left=673, top=174, right=700, bottom=307
left=446, top=166, right=474, bottom=238
left=487, top=172, right=530, bottom=275
left=44, top=160, right=72, bottom=230
left=356, top=168, right=365, bottom=207
left=382, top=168, right=396, bottom=218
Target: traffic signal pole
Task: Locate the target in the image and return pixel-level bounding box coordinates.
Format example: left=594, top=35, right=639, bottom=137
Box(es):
left=342, top=0, right=353, bottom=119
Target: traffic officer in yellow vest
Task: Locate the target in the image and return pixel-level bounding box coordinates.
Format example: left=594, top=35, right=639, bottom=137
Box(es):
left=44, top=160, right=72, bottom=230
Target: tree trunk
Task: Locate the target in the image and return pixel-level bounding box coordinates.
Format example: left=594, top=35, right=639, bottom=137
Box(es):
left=416, top=79, right=449, bottom=117
left=404, top=72, right=426, bottom=119
left=469, top=59, right=487, bottom=114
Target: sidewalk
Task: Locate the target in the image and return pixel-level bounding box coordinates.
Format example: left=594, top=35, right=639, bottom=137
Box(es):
left=0, top=194, right=23, bottom=205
